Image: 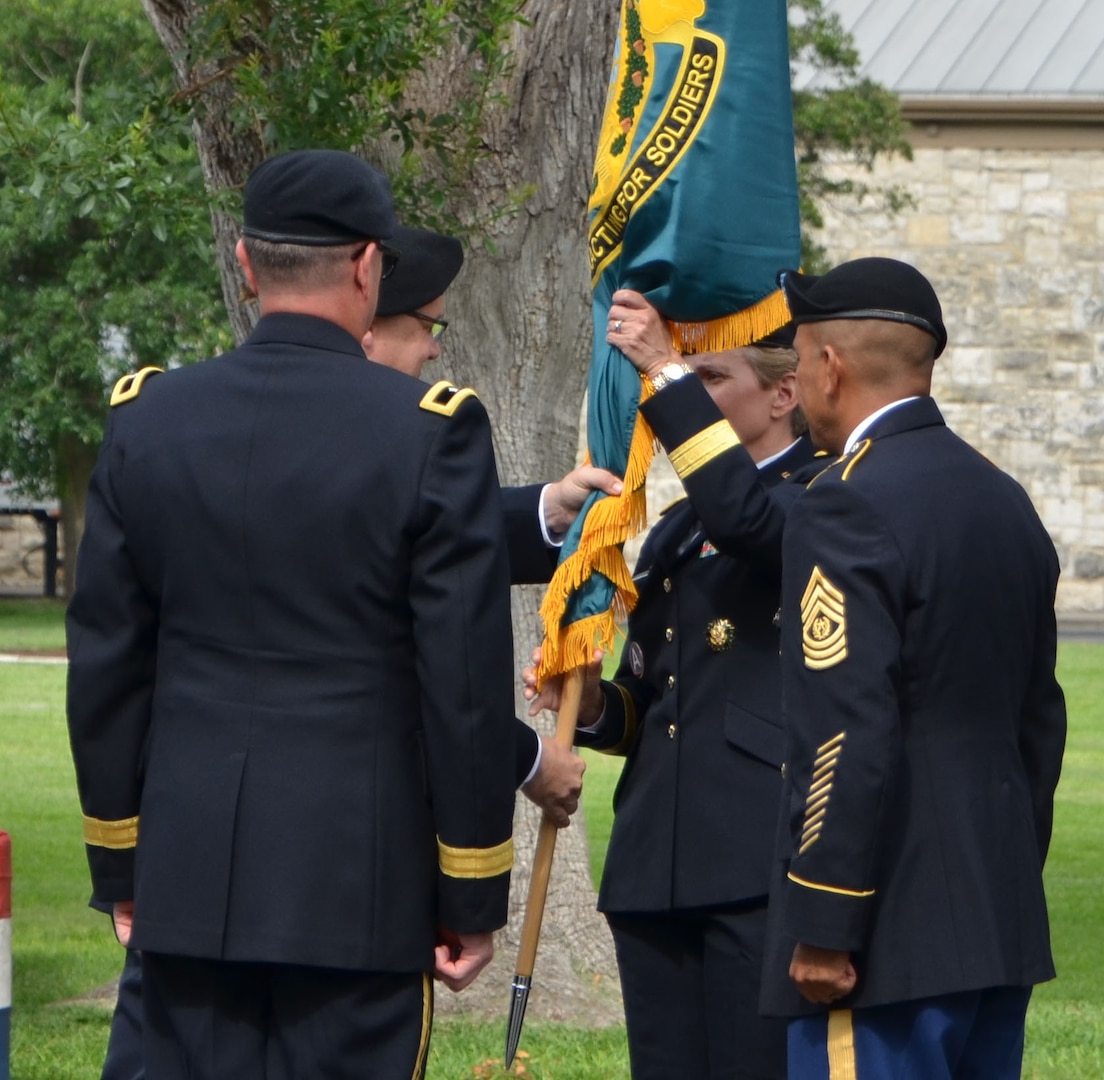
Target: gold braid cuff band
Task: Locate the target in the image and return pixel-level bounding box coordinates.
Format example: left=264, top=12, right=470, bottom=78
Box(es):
left=438, top=836, right=514, bottom=879
left=82, top=814, right=139, bottom=850
left=668, top=420, right=741, bottom=479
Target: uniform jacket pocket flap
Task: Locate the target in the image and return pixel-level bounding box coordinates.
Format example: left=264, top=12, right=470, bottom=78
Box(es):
left=724, top=703, right=785, bottom=767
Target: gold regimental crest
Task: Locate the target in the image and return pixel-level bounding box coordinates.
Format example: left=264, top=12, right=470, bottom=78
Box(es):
left=419, top=379, right=477, bottom=417
left=705, top=617, right=736, bottom=652
left=800, top=565, right=847, bottom=670
left=588, top=2, right=723, bottom=284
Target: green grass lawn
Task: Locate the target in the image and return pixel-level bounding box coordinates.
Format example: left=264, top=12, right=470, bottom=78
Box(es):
left=0, top=598, right=67, bottom=653
left=2, top=599, right=1101, bottom=1078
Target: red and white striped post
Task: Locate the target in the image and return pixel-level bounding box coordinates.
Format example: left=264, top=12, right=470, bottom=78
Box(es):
left=0, top=832, right=11, bottom=1080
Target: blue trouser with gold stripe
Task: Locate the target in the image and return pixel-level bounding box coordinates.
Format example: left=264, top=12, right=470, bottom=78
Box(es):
left=787, top=987, right=1031, bottom=1079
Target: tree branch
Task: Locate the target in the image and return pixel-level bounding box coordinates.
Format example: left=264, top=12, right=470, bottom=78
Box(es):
left=74, top=40, right=93, bottom=120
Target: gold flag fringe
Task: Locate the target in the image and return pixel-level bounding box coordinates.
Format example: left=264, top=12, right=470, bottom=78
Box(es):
left=670, top=288, right=791, bottom=355
left=535, top=379, right=658, bottom=686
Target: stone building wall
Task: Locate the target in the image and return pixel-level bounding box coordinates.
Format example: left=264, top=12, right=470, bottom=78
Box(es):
left=809, top=144, right=1104, bottom=619
left=627, top=142, right=1104, bottom=620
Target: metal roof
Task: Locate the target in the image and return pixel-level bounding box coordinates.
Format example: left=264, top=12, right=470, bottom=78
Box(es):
left=795, top=0, right=1104, bottom=98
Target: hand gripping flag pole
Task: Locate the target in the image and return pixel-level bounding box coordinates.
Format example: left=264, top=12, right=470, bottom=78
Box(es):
left=504, top=668, right=585, bottom=1067
left=505, top=0, right=800, bottom=1062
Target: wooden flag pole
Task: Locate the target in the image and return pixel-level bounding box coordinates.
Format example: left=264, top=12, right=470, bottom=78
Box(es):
left=504, top=666, right=585, bottom=1066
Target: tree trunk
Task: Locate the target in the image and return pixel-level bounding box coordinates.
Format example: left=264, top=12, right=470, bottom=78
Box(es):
left=57, top=433, right=99, bottom=597
left=427, top=0, right=623, bottom=1021
left=140, top=0, right=262, bottom=344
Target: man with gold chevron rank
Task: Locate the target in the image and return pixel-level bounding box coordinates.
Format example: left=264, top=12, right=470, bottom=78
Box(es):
left=527, top=290, right=814, bottom=1079
left=761, top=258, right=1066, bottom=1079
left=66, top=150, right=517, bottom=1080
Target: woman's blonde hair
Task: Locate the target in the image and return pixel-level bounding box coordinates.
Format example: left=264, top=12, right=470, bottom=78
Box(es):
left=742, top=344, right=807, bottom=437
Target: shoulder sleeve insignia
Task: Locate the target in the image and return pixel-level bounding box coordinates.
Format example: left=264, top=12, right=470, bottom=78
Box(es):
left=419, top=379, right=477, bottom=417
left=800, top=565, right=847, bottom=670
left=110, top=367, right=164, bottom=406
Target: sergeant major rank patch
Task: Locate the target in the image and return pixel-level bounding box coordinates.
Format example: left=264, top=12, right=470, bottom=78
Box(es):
left=800, top=565, right=847, bottom=670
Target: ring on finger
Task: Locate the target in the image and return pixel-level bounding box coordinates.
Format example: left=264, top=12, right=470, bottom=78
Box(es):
left=613, top=320, right=623, bottom=332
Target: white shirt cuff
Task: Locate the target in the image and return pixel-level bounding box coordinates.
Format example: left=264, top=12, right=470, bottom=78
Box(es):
left=537, top=484, right=565, bottom=548
left=576, top=699, right=606, bottom=735
left=520, top=727, right=542, bottom=787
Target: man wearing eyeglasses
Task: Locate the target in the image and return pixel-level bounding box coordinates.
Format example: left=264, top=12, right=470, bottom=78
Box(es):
left=68, top=150, right=520, bottom=1079
left=363, top=219, right=626, bottom=806
left=365, top=222, right=624, bottom=580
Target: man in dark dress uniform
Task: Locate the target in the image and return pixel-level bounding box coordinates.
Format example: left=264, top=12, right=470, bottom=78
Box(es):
left=67, top=150, right=518, bottom=1080
left=93, top=215, right=605, bottom=1080
left=762, top=258, right=1066, bottom=1078
left=527, top=289, right=815, bottom=1079
left=363, top=221, right=624, bottom=594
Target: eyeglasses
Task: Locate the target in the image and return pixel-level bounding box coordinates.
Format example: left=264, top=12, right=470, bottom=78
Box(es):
left=405, top=310, right=449, bottom=340
left=351, top=241, right=401, bottom=279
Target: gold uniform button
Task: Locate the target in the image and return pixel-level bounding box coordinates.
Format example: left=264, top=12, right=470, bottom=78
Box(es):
left=665, top=628, right=674, bottom=642
left=663, top=578, right=672, bottom=593
left=667, top=674, right=676, bottom=690
left=667, top=724, right=677, bottom=739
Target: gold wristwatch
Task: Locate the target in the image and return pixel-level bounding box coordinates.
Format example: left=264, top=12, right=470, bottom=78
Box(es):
left=647, top=361, right=693, bottom=392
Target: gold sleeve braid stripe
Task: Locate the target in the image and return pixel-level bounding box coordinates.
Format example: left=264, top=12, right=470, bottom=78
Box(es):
left=599, top=683, right=639, bottom=756
left=419, top=379, right=477, bottom=417
left=110, top=367, right=163, bottom=406
left=787, top=871, right=875, bottom=899
left=667, top=420, right=741, bottom=479
left=800, top=566, right=847, bottom=670
left=83, top=814, right=139, bottom=850
left=437, top=837, right=513, bottom=879
left=798, top=732, right=845, bottom=854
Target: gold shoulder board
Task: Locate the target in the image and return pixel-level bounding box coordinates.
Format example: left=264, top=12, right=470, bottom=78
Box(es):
left=419, top=379, right=477, bottom=417
left=110, top=367, right=164, bottom=406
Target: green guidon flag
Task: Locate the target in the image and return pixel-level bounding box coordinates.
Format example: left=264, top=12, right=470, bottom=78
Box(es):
left=538, top=0, right=801, bottom=682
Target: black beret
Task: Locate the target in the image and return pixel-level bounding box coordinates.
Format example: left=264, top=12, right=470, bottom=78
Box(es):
left=779, top=257, right=946, bottom=358
left=243, top=149, right=395, bottom=246
left=754, top=322, right=795, bottom=350
left=375, top=225, right=465, bottom=316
